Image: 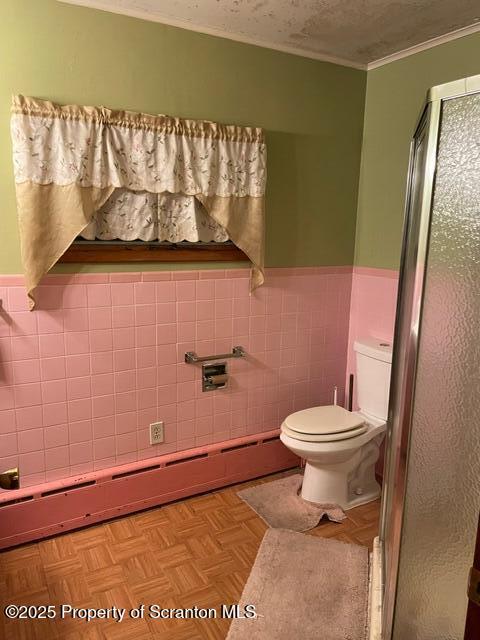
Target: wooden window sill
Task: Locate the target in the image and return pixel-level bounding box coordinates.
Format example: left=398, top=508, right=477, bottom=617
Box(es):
left=58, top=242, right=249, bottom=263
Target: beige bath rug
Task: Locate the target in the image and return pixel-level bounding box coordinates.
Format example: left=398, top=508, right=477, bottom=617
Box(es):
left=226, top=528, right=369, bottom=640
left=237, top=474, right=346, bottom=532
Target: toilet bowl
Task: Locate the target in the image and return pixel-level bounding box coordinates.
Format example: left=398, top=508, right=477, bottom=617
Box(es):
left=280, top=405, right=385, bottom=508
left=280, top=338, right=392, bottom=510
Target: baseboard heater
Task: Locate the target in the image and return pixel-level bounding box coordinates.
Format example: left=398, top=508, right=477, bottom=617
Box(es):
left=0, top=429, right=298, bottom=549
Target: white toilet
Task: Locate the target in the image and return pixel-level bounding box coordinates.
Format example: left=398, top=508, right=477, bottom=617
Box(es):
left=280, top=338, right=392, bottom=509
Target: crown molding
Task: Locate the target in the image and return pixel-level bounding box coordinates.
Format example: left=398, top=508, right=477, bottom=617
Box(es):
left=367, top=21, right=480, bottom=70
left=58, top=0, right=366, bottom=70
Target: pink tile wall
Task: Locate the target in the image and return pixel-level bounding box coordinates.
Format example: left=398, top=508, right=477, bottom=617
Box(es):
left=0, top=266, right=352, bottom=487
left=346, top=267, right=399, bottom=408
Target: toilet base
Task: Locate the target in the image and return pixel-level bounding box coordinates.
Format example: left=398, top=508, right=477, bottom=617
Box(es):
left=300, top=438, right=383, bottom=510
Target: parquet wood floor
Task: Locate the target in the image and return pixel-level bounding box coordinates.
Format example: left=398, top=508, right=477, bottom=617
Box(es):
left=0, top=469, right=380, bottom=640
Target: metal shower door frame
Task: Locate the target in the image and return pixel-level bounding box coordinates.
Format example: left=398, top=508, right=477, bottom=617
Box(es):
left=379, top=73, right=480, bottom=640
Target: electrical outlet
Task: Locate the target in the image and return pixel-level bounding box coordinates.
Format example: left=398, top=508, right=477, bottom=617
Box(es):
left=149, top=421, right=164, bottom=445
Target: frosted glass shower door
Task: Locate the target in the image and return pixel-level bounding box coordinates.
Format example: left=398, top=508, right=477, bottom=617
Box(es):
left=386, top=87, right=480, bottom=639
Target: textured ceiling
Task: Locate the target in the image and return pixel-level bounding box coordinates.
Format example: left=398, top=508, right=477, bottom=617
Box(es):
left=61, top=0, right=480, bottom=67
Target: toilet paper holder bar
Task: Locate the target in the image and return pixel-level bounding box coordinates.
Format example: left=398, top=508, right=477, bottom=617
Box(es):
left=185, top=345, right=246, bottom=364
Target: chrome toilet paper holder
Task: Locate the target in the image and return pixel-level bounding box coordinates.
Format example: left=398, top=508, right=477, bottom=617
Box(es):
left=202, top=362, right=228, bottom=392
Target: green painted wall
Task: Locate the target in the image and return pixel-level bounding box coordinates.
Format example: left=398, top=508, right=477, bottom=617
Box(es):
left=0, top=0, right=366, bottom=274
left=355, top=32, right=480, bottom=269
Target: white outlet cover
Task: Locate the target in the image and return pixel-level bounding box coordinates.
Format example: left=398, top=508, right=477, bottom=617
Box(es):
left=150, top=421, right=164, bottom=445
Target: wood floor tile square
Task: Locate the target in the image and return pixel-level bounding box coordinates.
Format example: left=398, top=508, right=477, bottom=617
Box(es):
left=119, top=552, right=162, bottom=584
left=84, top=566, right=126, bottom=594
left=47, top=575, right=92, bottom=605
left=129, top=574, right=172, bottom=603
left=79, top=545, right=116, bottom=572
left=162, top=563, right=209, bottom=595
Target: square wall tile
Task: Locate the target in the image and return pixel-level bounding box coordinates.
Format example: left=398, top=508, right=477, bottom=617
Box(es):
left=91, top=373, right=114, bottom=397
left=134, top=282, right=155, bottom=305
left=13, top=360, right=41, bottom=384
left=111, top=283, right=134, bottom=306
left=14, top=383, right=42, bottom=408
left=10, top=311, right=37, bottom=336
left=0, top=337, right=12, bottom=362
left=155, top=281, right=175, bottom=302
left=176, top=281, right=196, bottom=301
left=15, top=405, right=42, bottom=431
left=70, top=441, right=93, bottom=466
left=45, top=446, right=69, bottom=471
left=136, top=347, right=156, bottom=369
left=113, top=327, right=135, bottom=351
left=93, top=416, right=115, bottom=439
left=87, top=284, right=111, bottom=308
left=0, top=433, right=18, bottom=457
left=69, top=420, right=93, bottom=444
left=64, top=308, right=88, bottom=333
left=116, top=432, right=137, bottom=456
left=157, top=324, right=176, bottom=345
left=40, top=357, right=66, bottom=381
left=135, top=305, right=155, bottom=326
left=156, top=302, right=176, bottom=324
left=63, top=284, right=87, bottom=309
left=89, top=307, right=112, bottom=330
left=67, top=398, right=91, bottom=422
left=66, top=354, right=91, bottom=378
left=0, top=409, right=16, bottom=434
left=115, top=411, right=136, bottom=434
left=113, top=306, right=135, bottom=329
left=44, top=424, right=69, bottom=449
left=19, top=450, right=45, bottom=474
left=91, top=352, right=113, bottom=375
left=37, top=310, right=64, bottom=335
left=11, top=336, right=39, bottom=361
left=39, top=334, right=65, bottom=358
left=7, top=287, right=30, bottom=311
left=67, top=377, right=91, bottom=401
left=43, top=401, right=68, bottom=427
left=94, top=437, right=115, bottom=460
left=65, top=332, right=89, bottom=356
left=92, top=395, right=115, bottom=418
left=135, top=325, right=156, bottom=348
left=18, top=428, right=44, bottom=453
left=114, top=349, right=136, bottom=371
left=90, top=330, right=113, bottom=353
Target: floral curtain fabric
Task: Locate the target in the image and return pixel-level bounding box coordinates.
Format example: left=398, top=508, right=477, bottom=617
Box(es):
left=11, top=95, right=266, bottom=307
left=80, top=189, right=229, bottom=243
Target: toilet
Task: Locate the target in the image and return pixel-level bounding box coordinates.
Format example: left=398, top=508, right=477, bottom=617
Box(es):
left=280, top=338, right=392, bottom=509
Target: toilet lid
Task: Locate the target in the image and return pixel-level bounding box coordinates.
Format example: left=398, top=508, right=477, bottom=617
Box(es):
left=284, top=405, right=365, bottom=436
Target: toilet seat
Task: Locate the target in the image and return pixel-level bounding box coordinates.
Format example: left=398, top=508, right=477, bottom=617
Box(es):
left=282, top=422, right=368, bottom=442
left=282, top=404, right=367, bottom=442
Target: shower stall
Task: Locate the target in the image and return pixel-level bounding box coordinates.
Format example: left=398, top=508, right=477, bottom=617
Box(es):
left=378, top=74, right=480, bottom=638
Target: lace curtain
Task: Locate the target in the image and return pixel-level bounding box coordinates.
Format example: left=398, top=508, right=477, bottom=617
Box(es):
left=80, top=189, right=229, bottom=243
left=11, top=95, right=266, bottom=307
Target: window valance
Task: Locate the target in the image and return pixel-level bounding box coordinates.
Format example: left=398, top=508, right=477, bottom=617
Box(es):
left=11, top=95, right=266, bottom=307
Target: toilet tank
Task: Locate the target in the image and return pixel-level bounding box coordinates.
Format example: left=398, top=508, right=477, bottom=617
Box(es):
left=354, top=338, right=393, bottom=421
